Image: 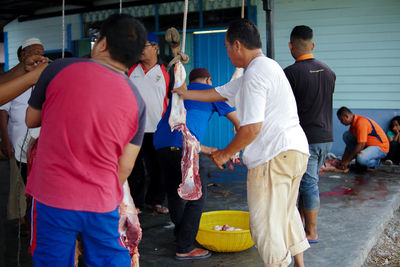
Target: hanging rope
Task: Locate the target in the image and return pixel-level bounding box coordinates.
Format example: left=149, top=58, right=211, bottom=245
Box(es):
left=165, top=0, right=189, bottom=70
left=181, top=0, right=188, bottom=54
left=62, top=0, right=65, bottom=58
left=165, top=27, right=188, bottom=70
left=16, top=130, right=29, bottom=266
left=241, top=0, right=245, bottom=18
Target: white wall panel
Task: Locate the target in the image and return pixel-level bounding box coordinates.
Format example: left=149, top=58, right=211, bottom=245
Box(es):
left=4, top=14, right=81, bottom=69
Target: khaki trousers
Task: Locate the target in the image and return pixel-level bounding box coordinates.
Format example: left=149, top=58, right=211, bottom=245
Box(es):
left=247, top=150, right=310, bottom=267
left=7, top=157, right=27, bottom=220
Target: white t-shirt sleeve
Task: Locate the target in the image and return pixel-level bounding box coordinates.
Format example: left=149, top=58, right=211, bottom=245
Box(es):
left=29, top=127, right=40, bottom=139
left=215, top=76, right=243, bottom=107
left=0, top=101, right=11, bottom=112
left=239, top=72, right=268, bottom=126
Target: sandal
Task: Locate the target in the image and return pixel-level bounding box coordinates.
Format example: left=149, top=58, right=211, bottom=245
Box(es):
left=152, top=204, right=169, bottom=214
left=175, top=248, right=211, bottom=261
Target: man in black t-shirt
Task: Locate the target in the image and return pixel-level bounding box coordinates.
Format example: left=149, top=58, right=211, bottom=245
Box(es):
left=284, top=25, right=336, bottom=244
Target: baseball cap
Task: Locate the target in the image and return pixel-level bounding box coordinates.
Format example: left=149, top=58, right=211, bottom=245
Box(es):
left=21, top=38, right=43, bottom=50
left=147, top=32, right=159, bottom=44
left=189, top=68, right=211, bottom=82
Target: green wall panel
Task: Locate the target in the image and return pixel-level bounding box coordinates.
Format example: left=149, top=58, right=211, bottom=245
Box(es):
left=273, top=0, right=400, bottom=109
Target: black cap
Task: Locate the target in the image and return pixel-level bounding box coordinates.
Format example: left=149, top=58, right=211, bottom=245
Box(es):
left=189, top=68, right=211, bottom=82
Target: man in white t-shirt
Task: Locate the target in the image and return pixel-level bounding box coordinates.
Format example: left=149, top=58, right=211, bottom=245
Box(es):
left=174, top=19, right=310, bottom=267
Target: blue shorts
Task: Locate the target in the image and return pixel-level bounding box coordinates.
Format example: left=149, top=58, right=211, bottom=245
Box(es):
left=30, top=199, right=130, bottom=267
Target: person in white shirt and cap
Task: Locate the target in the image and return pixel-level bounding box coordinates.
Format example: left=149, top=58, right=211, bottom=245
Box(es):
left=0, top=37, right=44, bottom=183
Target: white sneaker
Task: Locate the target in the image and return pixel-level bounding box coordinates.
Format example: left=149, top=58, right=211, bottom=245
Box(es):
left=383, top=159, right=393, bottom=166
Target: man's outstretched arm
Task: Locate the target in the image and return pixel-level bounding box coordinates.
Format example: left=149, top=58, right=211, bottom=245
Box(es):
left=173, top=83, right=226, bottom=102
left=210, top=122, right=262, bottom=169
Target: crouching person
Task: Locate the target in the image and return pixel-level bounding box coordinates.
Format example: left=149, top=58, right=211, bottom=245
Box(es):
left=337, top=106, right=389, bottom=170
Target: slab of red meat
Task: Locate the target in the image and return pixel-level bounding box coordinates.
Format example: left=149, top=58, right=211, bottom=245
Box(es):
left=169, top=62, right=202, bottom=200
left=227, top=152, right=241, bottom=170
left=177, top=123, right=201, bottom=200
left=320, top=158, right=349, bottom=173
left=119, top=181, right=142, bottom=266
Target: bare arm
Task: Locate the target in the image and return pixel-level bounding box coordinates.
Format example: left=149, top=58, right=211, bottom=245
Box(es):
left=210, top=122, right=262, bottom=169
left=0, top=110, right=13, bottom=158
left=225, top=110, right=240, bottom=132
left=173, top=83, right=226, bottom=102
left=0, top=63, right=26, bottom=84
left=0, top=59, right=48, bottom=106
left=25, top=106, right=42, bottom=128
left=393, top=128, right=400, bottom=143
left=395, top=133, right=400, bottom=143
left=200, top=145, right=217, bottom=155
left=118, top=143, right=141, bottom=185
left=339, top=142, right=366, bottom=169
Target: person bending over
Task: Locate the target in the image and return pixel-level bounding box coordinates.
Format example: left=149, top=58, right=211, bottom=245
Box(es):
left=337, top=106, right=389, bottom=170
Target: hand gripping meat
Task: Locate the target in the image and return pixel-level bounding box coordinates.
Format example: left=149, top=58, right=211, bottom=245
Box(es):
left=224, top=67, right=244, bottom=170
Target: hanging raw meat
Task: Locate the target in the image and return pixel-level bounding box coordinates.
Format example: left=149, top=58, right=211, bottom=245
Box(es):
left=169, top=62, right=202, bottom=200
left=119, top=181, right=142, bottom=267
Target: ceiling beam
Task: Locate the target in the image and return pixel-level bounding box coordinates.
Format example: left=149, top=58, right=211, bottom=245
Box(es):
left=33, top=0, right=94, bottom=7
left=0, top=8, right=35, bottom=15
left=19, top=0, right=179, bottom=22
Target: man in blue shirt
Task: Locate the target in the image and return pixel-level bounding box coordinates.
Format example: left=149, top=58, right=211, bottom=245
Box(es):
left=154, top=68, right=239, bottom=260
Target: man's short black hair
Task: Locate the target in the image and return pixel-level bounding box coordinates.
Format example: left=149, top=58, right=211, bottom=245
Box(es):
left=337, top=106, right=352, bottom=118
left=226, top=19, right=262, bottom=50
left=290, top=25, right=313, bottom=41
left=17, top=46, right=22, bottom=59
left=99, top=14, right=146, bottom=68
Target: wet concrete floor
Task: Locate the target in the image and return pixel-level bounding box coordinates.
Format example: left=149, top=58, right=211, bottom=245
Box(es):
left=1, top=155, right=400, bottom=267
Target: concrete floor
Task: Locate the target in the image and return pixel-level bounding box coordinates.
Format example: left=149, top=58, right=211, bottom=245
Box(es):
left=1, top=155, right=400, bottom=267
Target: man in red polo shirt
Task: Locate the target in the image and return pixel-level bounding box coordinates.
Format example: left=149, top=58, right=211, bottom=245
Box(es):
left=337, top=106, right=389, bottom=170
left=25, top=14, right=146, bottom=266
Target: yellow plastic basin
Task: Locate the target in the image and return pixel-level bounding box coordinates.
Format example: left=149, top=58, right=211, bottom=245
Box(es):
left=196, top=210, right=254, bottom=252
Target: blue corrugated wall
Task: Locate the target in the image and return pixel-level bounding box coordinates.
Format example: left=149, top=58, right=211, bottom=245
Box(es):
left=193, top=32, right=236, bottom=149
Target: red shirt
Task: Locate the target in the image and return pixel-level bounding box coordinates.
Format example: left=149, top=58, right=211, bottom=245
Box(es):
left=26, top=58, right=146, bottom=212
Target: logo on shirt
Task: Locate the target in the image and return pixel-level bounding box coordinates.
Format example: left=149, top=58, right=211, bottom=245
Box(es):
left=155, top=75, right=161, bottom=82
left=309, top=69, right=324, bottom=73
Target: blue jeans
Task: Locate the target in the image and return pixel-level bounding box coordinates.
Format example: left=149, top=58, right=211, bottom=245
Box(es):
left=299, top=142, right=332, bottom=210
left=343, top=131, right=387, bottom=167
